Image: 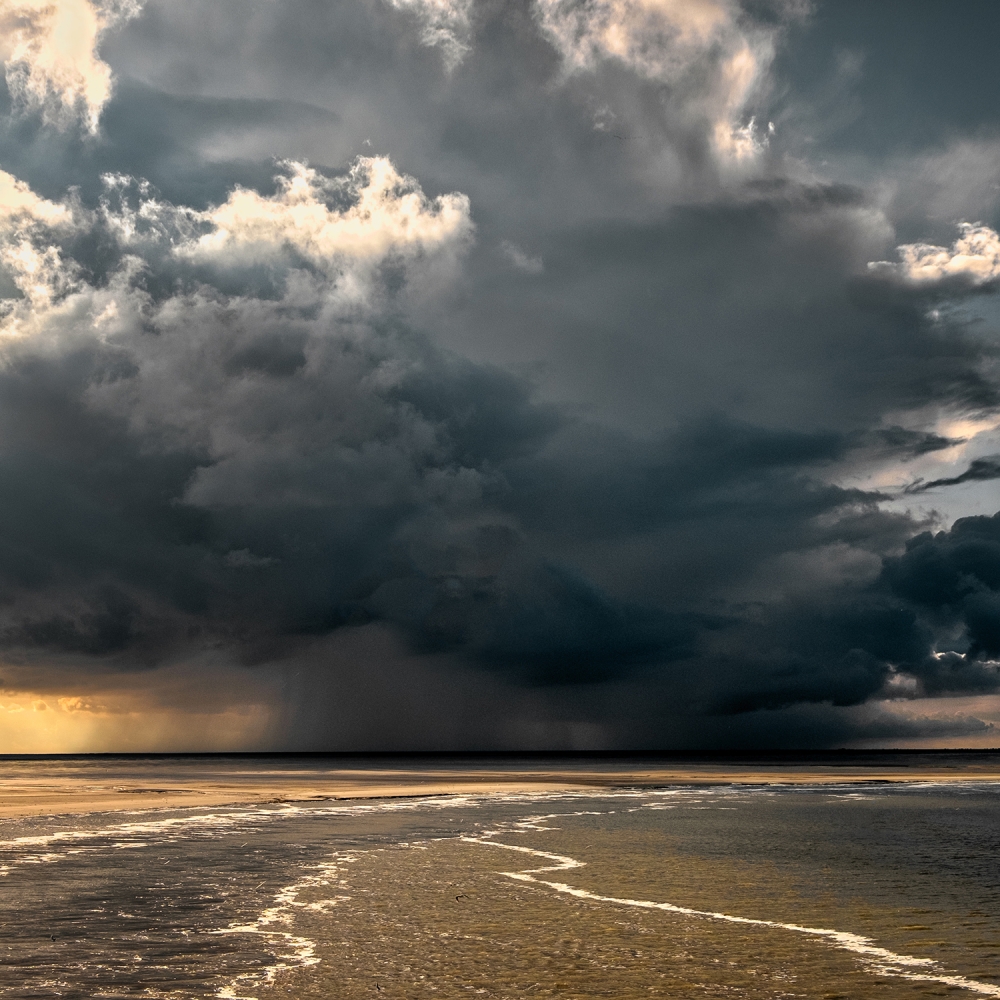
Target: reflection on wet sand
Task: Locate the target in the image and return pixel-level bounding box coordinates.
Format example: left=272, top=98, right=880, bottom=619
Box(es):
left=2, top=759, right=999, bottom=999
left=267, top=832, right=999, bottom=1000
left=3, top=752, right=1000, bottom=819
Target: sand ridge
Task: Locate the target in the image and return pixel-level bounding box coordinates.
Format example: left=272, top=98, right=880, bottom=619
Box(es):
left=3, top=762, right=1000, bottom=819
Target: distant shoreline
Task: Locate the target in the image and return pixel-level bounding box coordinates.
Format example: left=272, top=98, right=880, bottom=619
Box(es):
left=3, top=757, right=1000, bottom=820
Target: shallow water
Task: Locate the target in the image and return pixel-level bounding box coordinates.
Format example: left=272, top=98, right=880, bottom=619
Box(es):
left=1, top=768, right=999, bottom=998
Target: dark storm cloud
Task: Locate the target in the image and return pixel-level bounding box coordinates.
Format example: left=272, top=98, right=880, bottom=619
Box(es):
left=441, top=181, right=1000, bottom=433
left=666, top=702, right=996, bottom=751
left=1, top=0, right=1000, bottom=748
left=862, top=427, right=960, bottom=459
left=904, top=457, right=1000, bottom=495
left=881, top=513, right=1000, bottom=681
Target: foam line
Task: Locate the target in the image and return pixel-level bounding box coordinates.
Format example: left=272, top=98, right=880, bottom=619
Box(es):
left=212, top=853, right=359, bottom=1000
left=464, top=838, right=1000, bottom=997
left=0, top=792, right=566, bottom=875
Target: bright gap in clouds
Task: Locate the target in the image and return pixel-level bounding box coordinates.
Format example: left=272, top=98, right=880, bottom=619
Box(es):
left=0, top=660, right=281, bottom=753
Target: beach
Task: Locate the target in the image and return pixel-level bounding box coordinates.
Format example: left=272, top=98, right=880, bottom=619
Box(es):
left=3, top=753, right=1000, bottom=819
left=3, top=760, right=1000, bottom=998
left=2, top=755, right=1000, bottom=998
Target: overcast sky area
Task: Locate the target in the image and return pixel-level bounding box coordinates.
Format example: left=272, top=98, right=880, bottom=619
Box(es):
left=1, top=0, right=1000, bottom=751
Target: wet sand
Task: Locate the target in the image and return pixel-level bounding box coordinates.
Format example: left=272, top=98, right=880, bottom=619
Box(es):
left=6, top=773, right=1000, bottom=998
left=3, top=757, right=1000, bottom=819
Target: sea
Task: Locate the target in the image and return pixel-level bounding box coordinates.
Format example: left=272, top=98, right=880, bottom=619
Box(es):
left=1, top=755, right=999, bottom=999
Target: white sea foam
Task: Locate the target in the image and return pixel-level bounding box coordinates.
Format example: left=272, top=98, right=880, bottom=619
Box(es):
left=9, top=784, right=998, bottom=996
left=465, top=838, right=1000, bottom=997
left=0, top=791, right=583, bottom=874
left=212, top=851, right=363, bottom=1000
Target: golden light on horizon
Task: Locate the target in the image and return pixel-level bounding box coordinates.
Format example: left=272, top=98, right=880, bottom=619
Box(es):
left=0, top=660, right=284, bottom=753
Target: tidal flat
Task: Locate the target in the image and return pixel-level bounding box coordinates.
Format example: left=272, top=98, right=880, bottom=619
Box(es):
left=1, top=754, right=999, bottom=998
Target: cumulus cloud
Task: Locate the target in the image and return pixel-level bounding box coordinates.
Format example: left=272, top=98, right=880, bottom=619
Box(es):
left=2, top=1, right=1000, bottom=749
left=0, top=156, right=473, bottom=343
left=0, top=169, right=78, bottom=323
left=869, top=222, right=1000, bottom=289
left=533, top=0, right=785, bottom=162
left=186, top=157, right=472, bottom=274
left=0, top=158, right=554, bottom=682
left=880, top=511, right=1000, bottom=681
left=0, top=0, right=141, bottom=132
left=0, top=168, right=70, bottom=227
left=4, top=148, right=989, bottom=737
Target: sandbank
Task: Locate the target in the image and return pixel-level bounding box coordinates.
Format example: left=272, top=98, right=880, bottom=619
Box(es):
left=3, top=759, right=1000, bottom=820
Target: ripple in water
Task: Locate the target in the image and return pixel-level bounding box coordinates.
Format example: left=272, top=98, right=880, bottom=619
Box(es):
left=2, top=782, right=999, bottom=998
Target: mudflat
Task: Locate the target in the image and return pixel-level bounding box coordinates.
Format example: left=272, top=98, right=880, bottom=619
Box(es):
left=2, top=754, right=999, bottom=819
left=6, top=768, right=1000, bottom=998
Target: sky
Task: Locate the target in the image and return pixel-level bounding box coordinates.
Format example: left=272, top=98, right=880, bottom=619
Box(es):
left=0, top=0, right=999, bottom=751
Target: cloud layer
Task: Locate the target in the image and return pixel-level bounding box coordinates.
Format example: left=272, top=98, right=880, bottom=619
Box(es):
left=0, top=0, right=999, bottom=748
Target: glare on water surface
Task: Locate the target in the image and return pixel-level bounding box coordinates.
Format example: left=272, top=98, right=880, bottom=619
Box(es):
left=2, top=768, right=999, bottom=999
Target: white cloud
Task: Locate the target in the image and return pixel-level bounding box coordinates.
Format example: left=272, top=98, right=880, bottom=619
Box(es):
left=96, top=173, right=204, bottom=261
left=0, top=0, right=142, bottom=132
left=386, top=0, right=473, bottom=70
left=183, top=157, right=473, bottom=276
left=0, top=240, right=77, bottom=315
left=0, top=155, right=474, bottom=352
left=0, top=169, right=77, bottom=322
left=713, top=114, right=771, bottom=162
left=0, top=159, right=482, bottom=516
left=869, top=222, right=1000, bottom=288
left=0, top=168, right=70, bottom=227
left=536, top=0, right=733, bottom=77
left=533, top=0, right=785, bottom=163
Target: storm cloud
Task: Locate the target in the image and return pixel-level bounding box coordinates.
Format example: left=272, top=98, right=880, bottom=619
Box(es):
left=0, top=0, right=999, bottom=749
left=905, top=457, right=1000, bottom=495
